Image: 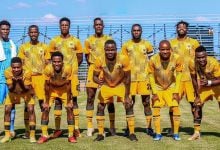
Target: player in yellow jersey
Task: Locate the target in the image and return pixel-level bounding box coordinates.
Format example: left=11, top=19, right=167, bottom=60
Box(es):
left=148, top=40, right=183, bottom=141
left=37, top=51, right=76, bottom=144
left=188, top=45, right=220, bottom=140
left=93, top=39, right=137, bottom=141
left=46, top=17, right=83, bottom=137
left=121, top=24, right=154, bottom=136
left=18, top=25, right=49, bottom=139
left=169, top=20, right=200, bottom=135
left=84, top=17, right=115, bottom=136
left=1, top=57, right=36, bottom=143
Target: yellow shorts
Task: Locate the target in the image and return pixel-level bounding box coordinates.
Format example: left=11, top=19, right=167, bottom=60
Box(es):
left=130, top=81, right=151, bottom=95
left=153, top=88, right=179, bottom=107
left=98, top=84, right=125, bottom=104
left=4, top=92, right=35, bottom=105
left=71, top=74, right=79, bottom=97
left=32, top=75, right=45, bottom=100
left=86, top=64, right=99, bottom=88
left=48, top=89, right=68, bottom=107
left=199, top=86, right=220, bottom=103
left=179, top=80, right=195, bottom=102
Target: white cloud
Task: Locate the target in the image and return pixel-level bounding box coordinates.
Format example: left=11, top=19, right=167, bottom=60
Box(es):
left=40, top=13, right=59, bottom=24
left=8, top=2, right=31, bottom=10
left=194, top=16, right=211, bottom=22
left=38, top=0, right=57, bottom=7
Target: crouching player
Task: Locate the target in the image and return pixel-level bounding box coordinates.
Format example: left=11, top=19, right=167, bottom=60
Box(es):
left=188, top=45, right=220, bottom=140
left=93, top=40, right=138, bottom=141
left=1, top=57, right=36, bottom=143
left=148, top=40, right=183, bottom=141
left=37, top=51, right=76, bottom=144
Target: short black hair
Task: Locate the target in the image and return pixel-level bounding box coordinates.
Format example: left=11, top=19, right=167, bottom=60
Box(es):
left=132, top=24, right=142, bottom=30
left=105, top=39, right=117, bottom=48
left=195, top=45, right=206, bottom=53
left=59, top=17, right=71, bottom=25
left=0, top=20, right=11, bottom=28
left=93, top=17, right=103, bottom=24
left=28, top=25, right=39, bottom=32
left=176, top=20, right=189, bottom=28
left=11, top=57, right=22, bottom=65
left=51, top=51, right=64, bottom=60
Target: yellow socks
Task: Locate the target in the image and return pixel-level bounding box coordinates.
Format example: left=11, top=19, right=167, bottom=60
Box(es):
left=153, top=108, right=161, bottom=134
left=54, top=110, right=62, bottom=130
left=96, top=116, right=105, bottom=135
left=73, top=109, right=79, bottom=130
left=86, top=110, right=94, bottom=129
left=126, top=115, right=135, bottom=134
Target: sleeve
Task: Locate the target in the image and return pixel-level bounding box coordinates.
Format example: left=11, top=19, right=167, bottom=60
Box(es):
left=148, top=59, right=157, bottom=94
left=76, top=38, right=83, bottom=54
left=4, top=69, right=13, bottom=85
left=84, top=38, right=90, bottom=54
left=146, top=41, right=153, bottom=54
left=43, top=44, right=51, bottom=60
left=47, top=38, right=56, bottom=53
left=93, top=59, right=102, bottom=72
left=17, top=45, right=25, bottom=60
left=212, top=58, right=220, bottom=77
left=23, top=71, right=32, bottom=85
left=122, top=55, right=131, bottom=71
left=120, top=42, right=128, bottom=56
left=43, top=65, right=52, bottom=80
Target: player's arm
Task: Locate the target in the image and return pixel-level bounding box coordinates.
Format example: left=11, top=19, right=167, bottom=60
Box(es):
left=17, top=77, right=31, bottom=92
left=44, top=80, right=50, bottom=105
left=7, top=78, right=17, bottom=92
left=77, top=53, right=83, bottom=66
left=66, top=80, right=72, bottom=104
left=84, top=39, right=91, bottom=66
left=123, top=70, right=131, bottom=99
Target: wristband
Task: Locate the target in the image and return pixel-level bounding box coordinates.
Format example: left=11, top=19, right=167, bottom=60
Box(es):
left=207, top=80, right=212, bottom=86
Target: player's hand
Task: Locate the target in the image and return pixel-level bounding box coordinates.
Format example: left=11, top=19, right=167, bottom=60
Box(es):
left=124, top=96, right=133, bottom=109
left=151, top=94, right=159, bottom=107
left=173, top=93, right=180, bottom=103
left=98, top=78, right=104, bottom=86
left=194, top=97, right=202, bottom=106
left=43, top=102, right=49, bottom=110
left=200, top=79, right=208, bottom=87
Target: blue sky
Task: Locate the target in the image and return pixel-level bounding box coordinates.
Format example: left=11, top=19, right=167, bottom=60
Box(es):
left=1, top=0, right=220, bottom=24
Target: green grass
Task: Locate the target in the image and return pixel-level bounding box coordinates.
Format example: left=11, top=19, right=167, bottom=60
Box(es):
left=0, top=93, right=219, bottom=150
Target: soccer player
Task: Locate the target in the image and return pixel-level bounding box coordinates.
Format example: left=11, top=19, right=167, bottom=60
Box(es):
left=169, top=20, right=200, bottom=135
left=1, top=57, right=36, bottom=143
left=18, top=25, right=49, bottom=138
left=188, top=45, right=220, bottom=140
left=46, top=17, right=83, bottom=137
left=0, top=20, right=17, bottom=138
left=93, top=39, right=138, bottom=141
left=148, top=40, right=182, bottom=141
left=84, top=17, right=115, bottom=136
left=121, top=24, right=154, bottom=136
left=37, top=51, right=76, bottom=144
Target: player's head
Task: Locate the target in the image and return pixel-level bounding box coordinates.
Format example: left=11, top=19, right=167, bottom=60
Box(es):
left=93, top=17, right=104, bottom=36
left=104, top=39, right=117, bottom=61
left=176, top=20, right=189, bottom=37
left=28, top=25, right=39, bottom=42
left=195, top=45, right=207, bottom=67
left=0, top=20, right=11, bottom=40
left=51, top=51, right=64, bottom=73
left=59, top=17, right=71, bottom=36
left=131, top=24, right=142, bottom=40
left=11, top=57, right=23, bottom=76
left=159, top=40, right=171, bottom=61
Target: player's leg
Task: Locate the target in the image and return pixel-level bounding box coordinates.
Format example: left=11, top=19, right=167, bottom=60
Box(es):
left=107, top=101, right=116, bottom=136
left=52, top=98, right=63, bottom=138
left=72, top=96, right=81, bottom=137
left=66, top=104, right=77, bottom=143
left=171, top=106, right=181, bottom=141
left=27, top=104, right=36, bottom=143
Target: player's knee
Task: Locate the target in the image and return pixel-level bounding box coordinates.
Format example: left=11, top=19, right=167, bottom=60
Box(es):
left=5, top=106, right=12, bottom=115
left=125, top=107, right=134, bottom=116
left=27, top=106, right=35, bottom=115
left=97, top=103, right=105, bottom=116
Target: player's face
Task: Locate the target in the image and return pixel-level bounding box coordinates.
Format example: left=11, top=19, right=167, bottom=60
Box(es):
left=105, top=43, right=117, bottom=61
left=94, top=20, right=104, bottom=35
left=0, top=25, right=10, bottom=40
left=159, top=42, right=171, bottom=60
left=177, top=23, right=188, bottom=37
left=29, top=27, right=39, bottom=41
left=52, top=56, right=63, bottom=73
left=60, top=21, right=70, bottom=35
left=196, top=51, right=207, bottom=67
left=132, top=25, right=142, bottom=40
left=11, top=63, right=22, bottom=77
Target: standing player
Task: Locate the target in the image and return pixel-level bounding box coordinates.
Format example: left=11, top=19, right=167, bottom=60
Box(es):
left=93, top=39, right=137, bottom=141
left=18, top=25, right=49, bottom=138
left=37, top=51, right=76, bottom=144
left=148, top=40, right=183, bottom=141
left=46, top=17, right=83, bottom=137
left=188, top=45, right=220, bottom=140
left=84, top=17, right=115, bottom=136
left=0, top=20, right=17, bottom=138
left=121, top=24, right=154, bottom=136
left=1, top=57, right=36, bottom=143
left=169, top=20, right=200, bottom=135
